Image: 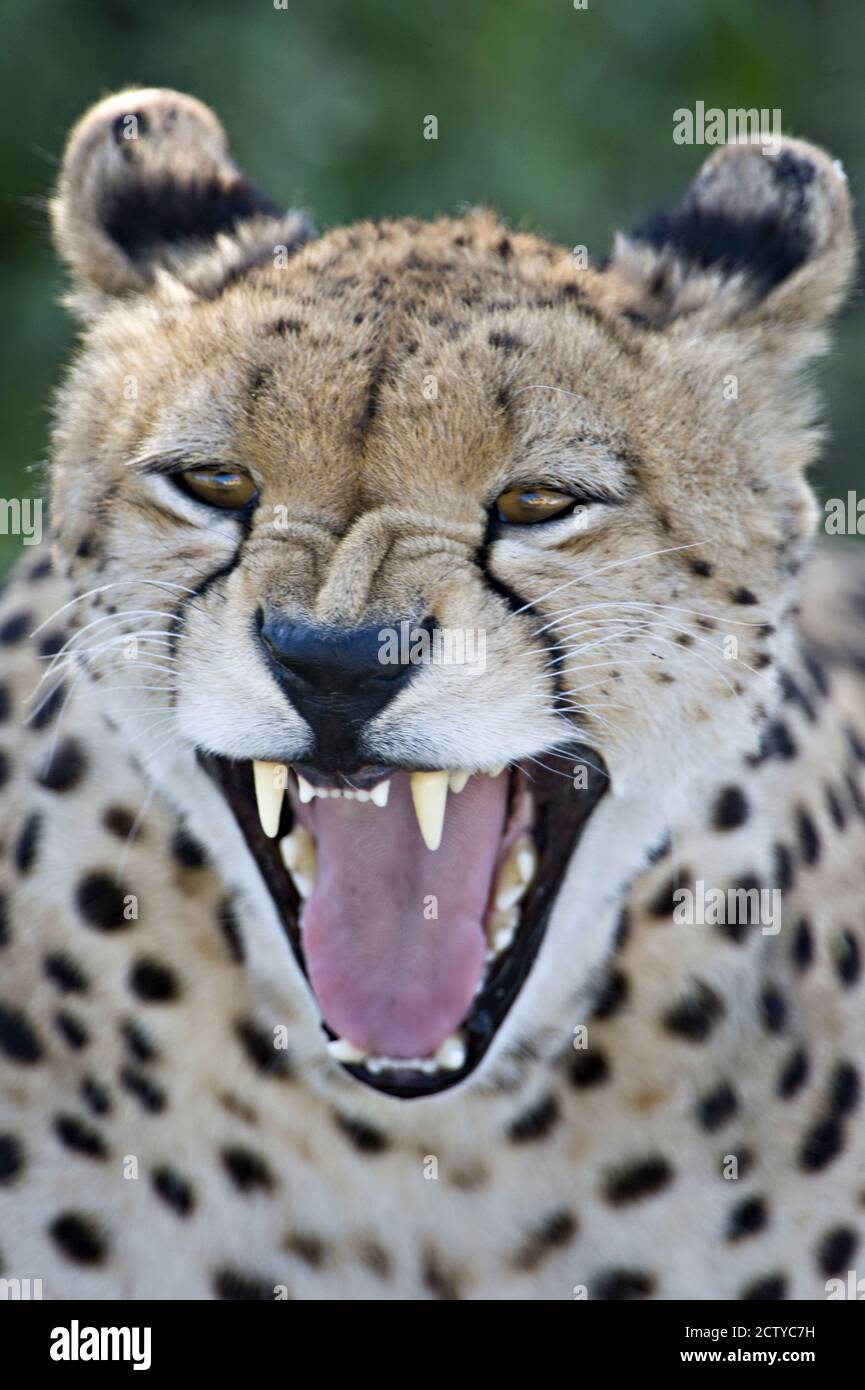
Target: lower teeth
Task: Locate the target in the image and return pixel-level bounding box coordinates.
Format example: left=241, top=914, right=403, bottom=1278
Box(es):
left=326, top=1031, right=467, bottom=1074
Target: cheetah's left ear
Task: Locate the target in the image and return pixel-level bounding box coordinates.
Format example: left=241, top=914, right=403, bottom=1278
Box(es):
left=51, top=88, right=313, bottom=306
left=607, top=138, right=856, bottom=348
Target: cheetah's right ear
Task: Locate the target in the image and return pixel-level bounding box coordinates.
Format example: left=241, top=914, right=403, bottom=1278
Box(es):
left=51, top=88, right=312, bottom=304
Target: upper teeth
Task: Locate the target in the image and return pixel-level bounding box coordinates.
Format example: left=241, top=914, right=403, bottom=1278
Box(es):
left=252, top=759, right=286, bottom=838
left=252, top=761, right=508, bottom=851
left=409, top=770, right=449, bottom=852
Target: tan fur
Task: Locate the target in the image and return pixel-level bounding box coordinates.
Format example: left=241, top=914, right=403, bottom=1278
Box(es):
left=0, top=90, right=862, bottom=1299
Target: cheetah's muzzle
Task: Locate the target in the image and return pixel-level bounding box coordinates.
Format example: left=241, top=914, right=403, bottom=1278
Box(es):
left=202, top=751, right=607, bottom=1097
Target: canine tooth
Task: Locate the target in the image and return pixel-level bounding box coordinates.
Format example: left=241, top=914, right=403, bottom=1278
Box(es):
left=492, top=835, right=536, bottom=911
left=370, top=779, right=391, bottom=807
left=279, top=825, right=317, bottom=898
left=327, top=1037, right=367, bottom=1063
left=409, top=770, right=449, bottom=851
left=486, top=763, right=506, bottom=778
left=516, top=838, right=537, bottom=884
left=296, top=773, right=315, bottom=804
left=253, top=760, right=286, bottom=837
left=487, top=906, right=518, bottom=954
left=448, top=769, right=471, bottom=794
left=435, top=1034, right=467, bottom=1070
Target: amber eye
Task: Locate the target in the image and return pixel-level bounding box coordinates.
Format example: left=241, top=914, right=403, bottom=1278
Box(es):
left=178, top=467, right=258, bottom=510
left=496, top=487, right=575, bottom=525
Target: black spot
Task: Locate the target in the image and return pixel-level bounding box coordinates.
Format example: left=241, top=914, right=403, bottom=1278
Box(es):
left=0, top=1133, right=24, bottom=1183
left=234, top=1018, right=291, bottom=1078
left=121, top=1017, right=158, bottom=1064
left=54, top=1010, right=89, bottom=1051
left=690, top=559, right=714, bottom=577
left=266, top=316, right=304, bottom=336
left=748, top=719, right=797, bottom=765
left=0, top=749, right=9, bottom=790
left=74, top=534, right=94, bottom=559
left=152, top=1166, right=195, bottom=1217
left=103, top=805, right=138, bottom=839
left=772, top=843, right=794, bottom=894
left=221, top=1146, right=274, bottom=1193
left=740, top=1273, right=787, bottom=1300
left=591, top=969, right=629, bottom=1020
left=777, top=1046, right=809, bottom=1099
left=834, top=929, right=861, bottom=986
left=603, top=1155, right=673, bottom=1206
left=496, top=236, right=512, bottom=259
left=0, top=611, right=32, bottom=645
left=54, top=1114, right=108, bottom=1160
left=817, top=1227, right=859, bottom=1277
left=334, top=1112, right=389, bottom=1154
left=511, top=1209, right=577, bottom=1271
left=129, top=957, right=180, bottom=1003
left=120, top=1066, right=166, bottom=1113
left=0, top=893, right=8, bottom=948
left=594, top=1268, right=656, bottom=1299
left=0, top=684, right=10, bottom=720
left=792, top=918, right=813, bottom=971
left=37, top=737, right=87, bottom=792
left=50, top=1212, right=107, bottom=1264
left=30, top=681, right=66, bottom=730
left=662, top=981, right=725, bottom=1042
left=14, top=813, right=41, bottom=873
left=507, top=1093, right=560, bottom=1143
left=829, top=1061, right=859, bottom=1117
left=759, top=985, right=787, bottom=1034
left=713, top=786, right=749, bottom=830
left=727, top=1195, right=768, bottom=1241
left=76, top=873, right=134, bottom=931
left=487, top=330, right=523, bottom=352
left=213, top=1267, right=277, bottom=1300
left=28, top=556, right=52, bottom=581
left=44, top=951, right=88, bottom=994
left=80, top=1076, right=112, bottom=1116
left=730, top=587, right=759, bottom=606
left=799, top=1118, right=843, bottom=1172
left=796, top=808, right=820, bottom=866
left=284, top=1231, right=326, bottom=1267
left=825, top=784, right=846, bottom=830
left=647, top=870, right=692, bottom=919
left=171, top=826, right=207, bottom=868
left=217, top=897, right=245, bottom=962
left=697, top=1082, right=738, bottom=1132
left=568, top=1050, right=610, bottom=1089
left=0, top=1003, right=43, bottom=1063
left=421, top=1247, right=462, bottom=1300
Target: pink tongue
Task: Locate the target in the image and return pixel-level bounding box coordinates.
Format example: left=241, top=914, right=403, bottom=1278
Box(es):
left=299, top=773, right=508, bottom=1058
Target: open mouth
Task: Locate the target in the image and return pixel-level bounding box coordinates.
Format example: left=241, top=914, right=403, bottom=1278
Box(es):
left=200, top=748, right=607, bottom=1097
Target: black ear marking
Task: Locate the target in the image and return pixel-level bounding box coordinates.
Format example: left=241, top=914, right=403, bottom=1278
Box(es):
left=631, top=200, right=812, bottom=296
left=100, top=173, right=278, bottom=258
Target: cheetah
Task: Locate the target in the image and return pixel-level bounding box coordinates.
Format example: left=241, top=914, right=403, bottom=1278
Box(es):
left=0, top=88, right=863, bottom=1301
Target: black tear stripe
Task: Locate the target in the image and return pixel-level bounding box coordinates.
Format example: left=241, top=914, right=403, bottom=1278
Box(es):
left=100, top=175, right=280, bottom=258
left=167, top=523, right=254, bottom=671
left=476, top=511, right=568, bottom=705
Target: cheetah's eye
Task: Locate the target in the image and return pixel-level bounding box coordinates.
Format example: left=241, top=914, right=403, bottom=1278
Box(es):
left=495, top=487, right=575, bottom=525
left=176, top=467, right=258, bottom=510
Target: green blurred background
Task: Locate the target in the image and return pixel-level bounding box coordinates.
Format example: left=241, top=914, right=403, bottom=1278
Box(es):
left=1, top=0, right=862, bottom=571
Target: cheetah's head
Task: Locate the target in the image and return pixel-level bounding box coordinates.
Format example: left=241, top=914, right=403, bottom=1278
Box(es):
left=49, top=90, right=854, bottom=1097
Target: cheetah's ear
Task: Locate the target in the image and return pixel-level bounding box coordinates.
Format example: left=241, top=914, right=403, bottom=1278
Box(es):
left=608, top=138, right=855, bottom=346
left=51, top=88, right=312, bottom=304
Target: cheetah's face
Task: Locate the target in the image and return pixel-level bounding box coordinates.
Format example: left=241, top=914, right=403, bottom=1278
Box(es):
left=49, top=91, right=853, bottom=1095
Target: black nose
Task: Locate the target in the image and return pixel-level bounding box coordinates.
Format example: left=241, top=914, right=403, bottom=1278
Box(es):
left=259, top=613, right=432, bottom=743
